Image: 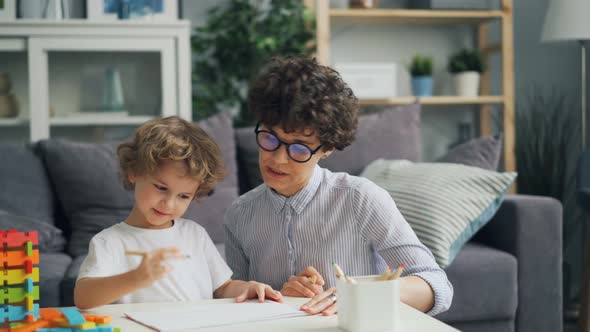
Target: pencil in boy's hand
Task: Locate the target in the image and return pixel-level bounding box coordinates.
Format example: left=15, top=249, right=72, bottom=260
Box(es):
left=388, top=264, right=405, bottom=280
left=125, top=250, right=191, bottom=259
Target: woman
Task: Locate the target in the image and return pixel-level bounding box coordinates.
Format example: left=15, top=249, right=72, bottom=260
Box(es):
left=224, top=56, right=452, bottom=316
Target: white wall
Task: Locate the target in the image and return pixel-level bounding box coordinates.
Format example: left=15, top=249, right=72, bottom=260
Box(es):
left=183, top=0, right=487, bottom=160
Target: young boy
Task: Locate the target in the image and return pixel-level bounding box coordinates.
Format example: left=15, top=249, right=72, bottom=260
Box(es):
left=74, top=116, right=282, bottom=309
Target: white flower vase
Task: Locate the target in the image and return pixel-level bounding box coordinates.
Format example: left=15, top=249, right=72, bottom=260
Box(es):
left=453, top=71, right=480, bottom=97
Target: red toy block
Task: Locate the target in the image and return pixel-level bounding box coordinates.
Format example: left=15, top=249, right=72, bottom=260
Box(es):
left=0, top=231, right=38, bottom=248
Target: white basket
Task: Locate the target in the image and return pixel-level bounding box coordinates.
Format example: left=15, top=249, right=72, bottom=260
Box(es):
left=337, top=275, right=400, bottom=332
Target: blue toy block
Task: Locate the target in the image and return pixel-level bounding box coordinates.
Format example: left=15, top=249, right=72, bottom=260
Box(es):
left=0, top=303, right=39, bottom=322
left=59, top=307, right=86, bottom=325
left=36, top=329, right=73, bottom=332
left=26, top=277, right=33, bottom=293
left=96, top=327, right=113, bottom=332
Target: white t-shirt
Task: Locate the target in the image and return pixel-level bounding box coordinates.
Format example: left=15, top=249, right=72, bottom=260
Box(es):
left=77, top=218, right=233, bottom=304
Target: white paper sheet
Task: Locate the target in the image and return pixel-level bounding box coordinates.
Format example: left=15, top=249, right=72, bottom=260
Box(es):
left=124, top=301, right=308, bottom=331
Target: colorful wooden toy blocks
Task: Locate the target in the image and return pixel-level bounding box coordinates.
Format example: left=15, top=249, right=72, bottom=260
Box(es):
left=0, top=230, right=41, bottom=328
left=0, top=230, right=119, bottom=332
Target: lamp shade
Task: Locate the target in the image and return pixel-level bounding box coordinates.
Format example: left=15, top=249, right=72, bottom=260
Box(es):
left=542, top=0, right=590, bottom=42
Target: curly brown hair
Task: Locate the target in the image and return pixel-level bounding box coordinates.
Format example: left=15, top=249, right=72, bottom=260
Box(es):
left=247, top=56, right=360, bottom=151
left=117, top=116, right=224, bottom=200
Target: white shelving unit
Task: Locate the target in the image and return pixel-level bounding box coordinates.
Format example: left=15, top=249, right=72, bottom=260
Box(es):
left=0, top=20, right=192, bottom=142
left=311, top=0, right=516, bottom=173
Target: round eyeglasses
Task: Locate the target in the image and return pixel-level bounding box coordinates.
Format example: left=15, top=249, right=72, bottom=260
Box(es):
left=254, top=123, right=322, bottom=163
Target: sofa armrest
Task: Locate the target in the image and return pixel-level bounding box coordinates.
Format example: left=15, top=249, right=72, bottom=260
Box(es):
left=472, top=194, right=563, bottom=332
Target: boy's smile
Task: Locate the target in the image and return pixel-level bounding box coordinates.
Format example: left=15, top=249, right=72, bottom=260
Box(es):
left=126, top=161, right=200, bottom=229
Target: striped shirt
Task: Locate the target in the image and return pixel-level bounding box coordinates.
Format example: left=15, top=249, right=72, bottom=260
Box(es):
left=224, top=165, right=453, bottom=316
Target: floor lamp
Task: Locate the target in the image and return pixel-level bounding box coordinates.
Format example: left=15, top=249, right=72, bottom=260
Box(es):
left=542, top=1, right=590, bottom=330
left=542, top=0, right=590, bottom=148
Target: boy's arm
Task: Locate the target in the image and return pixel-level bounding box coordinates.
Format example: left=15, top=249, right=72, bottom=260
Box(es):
left=74, top=270, right=145, bottom=309
left=74, top=247, right=182, bottom=309
left=213, top=279, right=282, bottom=303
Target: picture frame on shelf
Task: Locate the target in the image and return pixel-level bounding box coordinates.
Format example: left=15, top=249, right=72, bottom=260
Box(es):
left=0, top=0, right=16, bottom=21
left=86, top=0, right=178, bottom=21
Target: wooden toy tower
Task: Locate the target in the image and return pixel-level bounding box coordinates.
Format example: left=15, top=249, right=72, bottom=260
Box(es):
left=0, top=230, right=40, bottom=328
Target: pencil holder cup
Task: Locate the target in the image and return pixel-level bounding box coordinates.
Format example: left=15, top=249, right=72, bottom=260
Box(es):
left=337, top=275, right=400, bottom=332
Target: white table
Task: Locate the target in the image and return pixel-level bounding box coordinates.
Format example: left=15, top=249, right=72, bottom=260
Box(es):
left=85, top=297, right=459, bottom=331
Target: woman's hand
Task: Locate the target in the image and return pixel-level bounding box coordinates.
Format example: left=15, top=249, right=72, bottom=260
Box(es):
left=280, top=266, right=325, bottom=298
left=235, top=281, right=283, bottom=303
left=300, top=287, right=338, bottom=316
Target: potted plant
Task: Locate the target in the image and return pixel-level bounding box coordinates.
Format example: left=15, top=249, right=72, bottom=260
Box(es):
left=447, top=48, right=484, bottom=97
left=409, top=54, right=433, bottom=97
left=191, top=0, right=315, bottom=126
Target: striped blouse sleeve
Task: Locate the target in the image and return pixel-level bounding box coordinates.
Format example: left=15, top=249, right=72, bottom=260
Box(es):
left=353, top=179, right=453, bottom=316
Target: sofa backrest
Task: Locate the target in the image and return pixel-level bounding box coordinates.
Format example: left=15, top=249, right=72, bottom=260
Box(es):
left=0, top=143, right=67, bottom=252
left=0, top=143, right=57, bottom=225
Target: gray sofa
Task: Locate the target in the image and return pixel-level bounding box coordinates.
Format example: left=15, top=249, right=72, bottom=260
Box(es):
left=0, top=109, right=562, bottom=332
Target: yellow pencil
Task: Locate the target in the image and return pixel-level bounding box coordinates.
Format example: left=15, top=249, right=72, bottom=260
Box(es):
left=309, top=275, right=318, bottom=284
left=388, top=264, right=405, bottom=280
left=377, top=265, right=393, bottom=281
left=125, top=250, right=191, bottom=259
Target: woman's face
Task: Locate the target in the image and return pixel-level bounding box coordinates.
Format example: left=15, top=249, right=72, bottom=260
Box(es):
left=258, top=124, right=331, bottom=197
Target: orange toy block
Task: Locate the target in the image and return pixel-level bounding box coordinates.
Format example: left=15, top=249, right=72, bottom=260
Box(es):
left=1, top=250, right=39, bottom=268
left=38, top=308, right=62, bottom=321
left=83, top=314, right=112, bottom=324
left=1, top=268, right=39, bottom=286
left=0, top=231, right=38, bottom=248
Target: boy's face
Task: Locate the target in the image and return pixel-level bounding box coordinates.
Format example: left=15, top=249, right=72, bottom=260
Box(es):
left=258, top=124, right=331, bottom=197
left=127, top=161, right=200, bottom=229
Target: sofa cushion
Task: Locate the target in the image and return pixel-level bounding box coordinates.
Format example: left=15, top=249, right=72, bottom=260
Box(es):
left=183, top=112, right=239, bottom=243
left=437, top=135, right=502, bottom=171
left=60, top=255, right=86, bottom=306
left=361, top=159, right=516, bottom=267
left=39, top=140, right=134, bottom=257
left=0, top=143, right=56, bottom=225
left=0, top=210, right=66, bottom=252
left=235, top=103, right=422, bottom=192
left=320, top=103, right=422, bottom=174
left=235, top=127, right=261, bottom=194
left=437, top=242, right=518, bottom=322
left=39, top=252, right=72, bottom=308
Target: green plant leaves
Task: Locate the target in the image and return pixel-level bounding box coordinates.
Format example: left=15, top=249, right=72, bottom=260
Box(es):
left=448, top=48, right=484, bottom=74
left=410, top=54, right=433, bottom=77
left=191, top=0, right=315, bottom=125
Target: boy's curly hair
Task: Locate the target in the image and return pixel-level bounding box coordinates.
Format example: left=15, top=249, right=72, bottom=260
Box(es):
left=117, top=116, right=224, bottom=200
left=247, top=56, right=360, bottom=151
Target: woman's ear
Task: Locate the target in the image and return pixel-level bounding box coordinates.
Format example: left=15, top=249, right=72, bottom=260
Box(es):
left=128, top=172, right=136, bottom=184
left=322, top=149, right=334, bottom=159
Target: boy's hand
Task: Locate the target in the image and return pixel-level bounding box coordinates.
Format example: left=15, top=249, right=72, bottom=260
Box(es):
left=135, top=247, right=182, bottom=288
left=235, top=281, right=283, bottom=303
left=280, top=266, right=325, bottom=298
